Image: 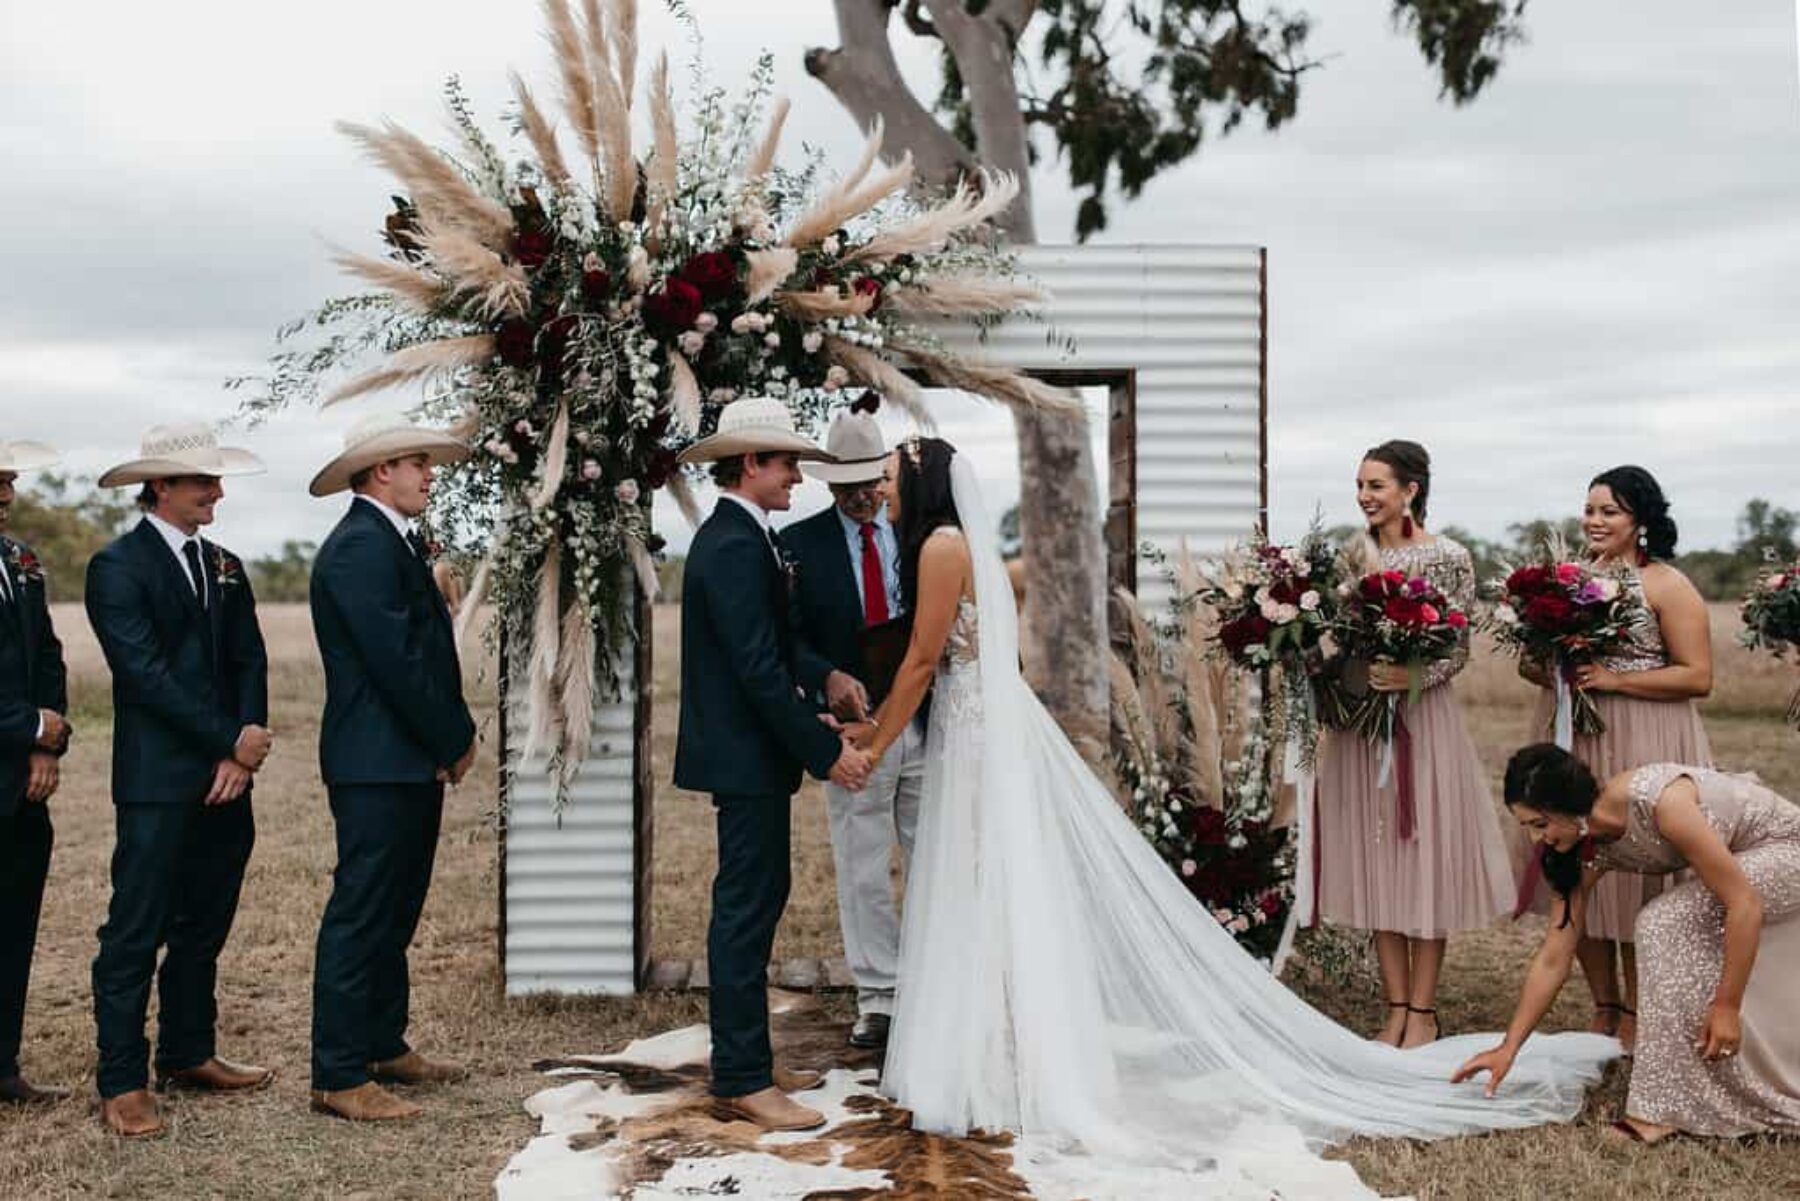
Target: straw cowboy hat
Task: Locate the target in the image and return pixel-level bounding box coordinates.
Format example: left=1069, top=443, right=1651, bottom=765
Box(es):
left=97, top=423, right=265, bottom=488
left=309, top=411, right=469, bottom=497
left=676, top=396, right=833, bottom=465
left=804, top=411, right=888, bottom=486
left=0, top=440, right=62, bottom=474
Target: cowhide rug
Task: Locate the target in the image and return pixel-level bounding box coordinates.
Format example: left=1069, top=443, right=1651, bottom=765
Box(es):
left=496, top=990, right=1388, bottom=1199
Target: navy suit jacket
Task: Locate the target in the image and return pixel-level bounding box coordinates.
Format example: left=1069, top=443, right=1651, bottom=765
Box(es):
left=85, top=520, right=268, bottom=806
left=0, top=535, right=68, bottom=817
left=783, top=507, right=867, bottom=700
left=673, top=499, right=841, bottom=797
left=310, top=498, right=475, bottom=786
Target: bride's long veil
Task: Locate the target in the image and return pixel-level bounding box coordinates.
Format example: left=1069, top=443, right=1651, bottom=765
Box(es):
left=939, top=453, right=1614, bottom=1170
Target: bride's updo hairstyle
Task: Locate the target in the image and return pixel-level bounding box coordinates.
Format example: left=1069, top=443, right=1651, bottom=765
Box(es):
left=894, top=436, right=961, bottom=617
left=1503, top=743, right=1601, bottom=926
left=1590, top=465, right=1678, bottom=561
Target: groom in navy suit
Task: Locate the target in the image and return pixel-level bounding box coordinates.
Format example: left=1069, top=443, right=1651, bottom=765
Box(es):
left=0, top=439, right=72, bottom=1107
left=306, top=414, right=475, bottom=1123
left=674, top=398, right=872, bottom=1132
left=86, top=424, right=274, bottom=1138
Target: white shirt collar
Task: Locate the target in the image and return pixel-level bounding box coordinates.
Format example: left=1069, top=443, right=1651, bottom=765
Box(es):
left=720, top=492, right=772, bottom=533
left=143, top=510, right=201, bottom=558
left=835, top=504, right=892, bottom=538
left=354, top=493, right=415, bottom=541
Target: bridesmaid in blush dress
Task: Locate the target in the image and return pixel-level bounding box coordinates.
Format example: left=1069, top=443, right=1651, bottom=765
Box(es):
left=1315, top=441, right=1516, bottom=1049
left=1520, top=467, right=1711, bottom=1052
left=1461, top=746, right=1800, bottom=1143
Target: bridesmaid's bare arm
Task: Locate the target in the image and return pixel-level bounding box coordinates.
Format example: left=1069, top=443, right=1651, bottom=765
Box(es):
left=1582, top=565, right=1712, bottom=700
left=864, top=532, right=971, bottom=764
left=1653, top=778, right=1762, bottom=1036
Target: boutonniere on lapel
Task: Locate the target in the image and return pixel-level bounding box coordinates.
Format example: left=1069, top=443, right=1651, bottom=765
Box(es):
left=778, top=545, right=801, bottom=601
left=4, top=542, right=44, bottom=589
left=213, top=548, right=245, bottom=592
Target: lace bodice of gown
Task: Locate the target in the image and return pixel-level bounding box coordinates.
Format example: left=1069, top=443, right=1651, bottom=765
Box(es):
left=1593, top=764, right=1800, bottom=877
left=1597, top=566, right=1668, bottom=673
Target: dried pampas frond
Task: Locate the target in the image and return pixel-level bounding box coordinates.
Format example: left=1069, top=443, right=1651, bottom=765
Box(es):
left=666, top=472, right=702, bottom=527
left=743, top=248, right=798, bottom=306
left=667, top=353, right=702, bottom=437
left=531, top=397, right=571, bottom=510
left=776, top=288, right=875, bottom=323
left=582, top=0, right=636, bottom=221
left=325, top=335, right=497, bottom=407
left=447, top=402, right=483, bottom=442
left=453, top=553, right=494, bottom=655
left=337, top=121, right=516, bottom=251
left=847, top=171, right=1021, bottom=265
left=511, top=72, right=572, bottom=187
left=644, top=53, right=678, bottom=233
left=415, top=222, right=530, bottom=320
left=521, top=539, right=563, bottom=765
left=608, top=0, right=638, bottom=109
left=823, top=336, right=933, bottom=431
left=542, top=0, right=600, bottom=166
left=743, top=97, right=790, bottom=182
left=882, top=276, right=1045, bottom=320
left=627, top=535, right=659, bottom=602
left=891, top=341, right=1083, bottom=419
left=784, top=153, right=914, bottom=250
left=328, top=248, right=446, bottom=315
left=553, top=600, right=596, bottom=792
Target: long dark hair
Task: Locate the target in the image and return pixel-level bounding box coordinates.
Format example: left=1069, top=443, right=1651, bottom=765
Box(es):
left=1589, top=465, right=1678, bottom=560
left=893, top=436, right=960, bottom=617
left=1503, top=743, right=1601, bottom=927
left=1362, top=439, right=1432, bottom=525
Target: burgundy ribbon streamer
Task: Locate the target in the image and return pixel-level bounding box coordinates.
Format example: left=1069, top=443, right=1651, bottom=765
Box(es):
left=1393, top=711, right=1416, bottom=842
left=1310, top=788, right=1324, bottom=927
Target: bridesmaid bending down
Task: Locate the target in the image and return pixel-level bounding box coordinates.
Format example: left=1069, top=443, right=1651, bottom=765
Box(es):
left=1458, top=745, right=1800, bottom=1143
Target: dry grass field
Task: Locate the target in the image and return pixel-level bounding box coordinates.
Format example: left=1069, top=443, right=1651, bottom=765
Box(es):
left=1, top=602, right=1795, bottom=1199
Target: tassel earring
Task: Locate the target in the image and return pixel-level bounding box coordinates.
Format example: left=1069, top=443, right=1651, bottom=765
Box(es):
left=1401, top=511, right=1415, bottom=539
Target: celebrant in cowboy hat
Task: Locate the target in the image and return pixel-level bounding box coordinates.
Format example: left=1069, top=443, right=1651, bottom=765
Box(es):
left=308, top=411, right=476, bottom=1123
left=85, top=422, right=274, bottom=1137
left=0, top=438, right=73, bottom=1108
left=674, top=397, right=873, bottom=1132
left=784, top=403, right=923, bottom=1052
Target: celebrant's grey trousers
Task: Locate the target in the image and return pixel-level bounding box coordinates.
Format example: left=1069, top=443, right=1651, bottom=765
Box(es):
left=825, top=717, right=924, bottom=1017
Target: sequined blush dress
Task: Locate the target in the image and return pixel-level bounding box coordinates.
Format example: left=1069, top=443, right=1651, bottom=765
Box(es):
left=1592, top=764, right=1800, bottom=1135
left=1526, top=566, right=1712, bottom=939
left=1315, top=537, right=1516, bottom=937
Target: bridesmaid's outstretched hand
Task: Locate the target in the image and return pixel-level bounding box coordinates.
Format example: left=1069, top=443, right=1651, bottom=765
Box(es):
left=1451, top=1044, right=1516, bottom=1097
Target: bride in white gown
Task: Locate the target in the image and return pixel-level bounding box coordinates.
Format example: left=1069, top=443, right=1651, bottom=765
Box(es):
left=848, top=437, right=1618, bottom=1198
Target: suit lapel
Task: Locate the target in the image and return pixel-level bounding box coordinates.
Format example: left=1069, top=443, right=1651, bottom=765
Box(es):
left=133, top=519, right=206, bottom=624
left=0, top=540, right=29, bottom=686
left=200, top=540, right=226, bottom=669
left=820, top=514, right=862, bottom=629
left=353, top=499, right=452, bottom=632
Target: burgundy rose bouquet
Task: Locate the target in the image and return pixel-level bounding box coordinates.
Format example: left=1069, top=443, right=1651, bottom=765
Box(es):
left=1738, top=558, right=1800, bottom=727
left=1489, top=553, right=1643, bottom=737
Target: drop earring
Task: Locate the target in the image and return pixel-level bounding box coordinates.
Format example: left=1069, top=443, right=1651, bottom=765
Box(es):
left=1401, top=510, right=1415, bottom=540
left=1636, top=530, right=1650, bottom=568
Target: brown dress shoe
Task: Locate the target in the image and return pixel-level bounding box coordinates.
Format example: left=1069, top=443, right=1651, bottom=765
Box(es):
left=310, top=1081, right=423, bottom=1122
left=157, top=1056, right=276, bottom=1092
left=100, top=1089, right=165, bottom=1138
left=711, top=1086, right=826, bottom=1132
left=772, top=1065, right=824, bottom=1093
left=0, top=1075, right=69, bottom=1106
left=368, top=1050, right=468, bottom=1086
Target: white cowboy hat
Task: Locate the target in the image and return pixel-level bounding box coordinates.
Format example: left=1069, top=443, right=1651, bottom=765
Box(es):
left=98, top=423, right=265, bottom=487
left=309, top=411, right=469, bottom=497
left=0, top=440, right=62, bottom=474
left=676, top=396, right=833, bottom=465
left=804, top=411, right=888, bottom=485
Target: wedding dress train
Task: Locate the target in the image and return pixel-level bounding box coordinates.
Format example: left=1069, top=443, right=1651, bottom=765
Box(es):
left=880, top=456, right=1618, bottom=1197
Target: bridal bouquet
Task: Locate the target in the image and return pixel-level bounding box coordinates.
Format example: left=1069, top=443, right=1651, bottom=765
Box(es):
left=1738, top=558, right=1800, bottom=726
left=1489, top=553, right=1643, bottom=738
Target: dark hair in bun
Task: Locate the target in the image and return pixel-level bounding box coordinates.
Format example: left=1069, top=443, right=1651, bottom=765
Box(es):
left=1362, top=440, right=1432, bottom=523
left=1503, top=743, right=1601, bottom=928
left=1590, top=465, right=1677, bottom=560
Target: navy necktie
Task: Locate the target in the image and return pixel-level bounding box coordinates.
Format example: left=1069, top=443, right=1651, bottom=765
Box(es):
left=181, top=540, right=207, bottom=610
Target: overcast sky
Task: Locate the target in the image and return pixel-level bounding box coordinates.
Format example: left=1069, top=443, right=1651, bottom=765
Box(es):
left=3, top=0, right=1796, bottom=558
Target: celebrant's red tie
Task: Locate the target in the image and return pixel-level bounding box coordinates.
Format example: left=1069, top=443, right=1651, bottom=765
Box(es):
left=859, top=522, right=890, bottom=627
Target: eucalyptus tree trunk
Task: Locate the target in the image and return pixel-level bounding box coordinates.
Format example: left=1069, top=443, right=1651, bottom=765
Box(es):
left=808, top=0, right=1110, bottom=761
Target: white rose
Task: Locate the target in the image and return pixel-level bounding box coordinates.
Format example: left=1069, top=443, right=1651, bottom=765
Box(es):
left=730, top=314, right=753, bottom=335
left=826, top=365, right=851, bottom=386
left=678, top=331, right=706, bottom=357
left=821, top=235, right=841, bottom=256
left=615, top=479, right=640, bottom=504
left=582, top=251, right=602, bottom=272
left=1254, top=585, right=1272, bottom=605
left=802, top=331, right=824, bottom=354
left=1259, top=599, right=1281, bottom=622
left=1299, top=590, right=1321, bottom=612
left=1229, top=916, right=1250, bottom=933
left=695, top=312, right=719, bottom=334
left=764, top=332, right=781, bottom=349
left=1180, top=859, right=1198, bottom=878
left=1274, top=603, right=1300, bottom=624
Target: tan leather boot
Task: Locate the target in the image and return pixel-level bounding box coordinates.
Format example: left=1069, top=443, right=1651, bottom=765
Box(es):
left=157, top=1056, right=276, bottom=1092
left=100, top=1089, right=165, bottom=1137
left=772, top=1064, right=824, bottom=1093
left=310, top=1081, right=423, bottom=1121
left=368, top=1050, right=468, bottom=1086
left=711, top=1086, right=826, bottom=1131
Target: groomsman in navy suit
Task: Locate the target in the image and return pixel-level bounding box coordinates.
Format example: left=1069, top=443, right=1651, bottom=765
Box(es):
left=0, top=439, right=72, bottom=1107
left=306, top=414, right=475, bottom=1123
left=783, top=408, right=922, bottom=1052
left=86, top=424, right=274, bottom=1138
left=674, top=398, right=873, bottom=1132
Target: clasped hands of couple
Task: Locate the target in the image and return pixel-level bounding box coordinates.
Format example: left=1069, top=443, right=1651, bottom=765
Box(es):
left=818, top=668, right=880, bottom=792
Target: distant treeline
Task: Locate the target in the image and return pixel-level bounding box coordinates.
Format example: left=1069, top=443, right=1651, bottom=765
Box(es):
left=8, top=477, right=1793, bottom=606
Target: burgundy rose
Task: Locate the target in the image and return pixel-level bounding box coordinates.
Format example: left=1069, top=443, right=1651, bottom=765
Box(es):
left=512, top=227, right=555, bottom=270
left=851, top=275, right=883, bottom=310
left=643, top=446, right=682, bottom=491
left=1506, top=565, right=1551, bottom=595
left=581, top=268, right=613, bottom=306
left=1258, top=891, right=1284, bottom=919
left=1522, top=593, right=1578, bottom=632
left=1190, top=806, right=1229, bottom=847
left=678, top=251, right=740, bottom=303
left=1383, top=596, right=1423, bottom=626
left=642, top=277, right=704, bottom=334
left=496, top=319, right=537, bottom=369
